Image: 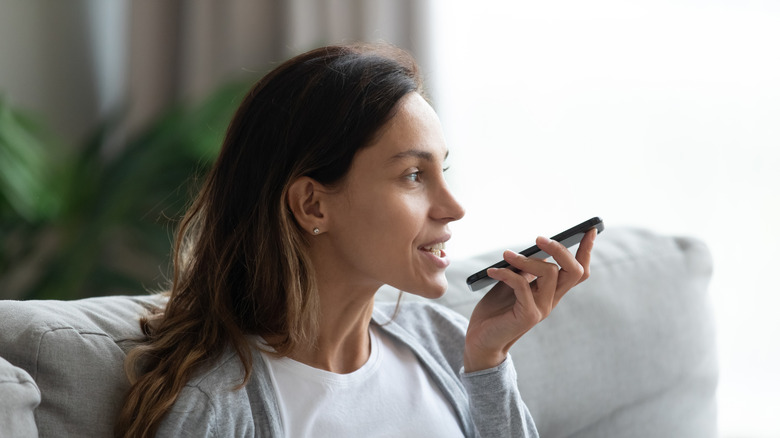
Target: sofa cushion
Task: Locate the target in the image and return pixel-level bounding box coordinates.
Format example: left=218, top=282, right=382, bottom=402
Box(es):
left=0, top=355, right=41, bottom=438
left=0, top=294, right=164, bottom=437
left=424, top=227, right=718, bottom=438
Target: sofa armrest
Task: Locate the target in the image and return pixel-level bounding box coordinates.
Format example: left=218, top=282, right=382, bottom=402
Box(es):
left=0, top=355, right=40, bottom=438
left=0, top=294, right=164, bottom=437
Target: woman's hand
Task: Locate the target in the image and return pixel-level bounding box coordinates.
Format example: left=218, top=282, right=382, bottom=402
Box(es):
left=463, top=228, right=597, bottom=372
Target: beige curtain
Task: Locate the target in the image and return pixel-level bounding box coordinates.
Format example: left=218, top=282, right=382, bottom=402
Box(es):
left=0, top=0, right=431, bottom=144
left=128, top=0, right=432, bottom=137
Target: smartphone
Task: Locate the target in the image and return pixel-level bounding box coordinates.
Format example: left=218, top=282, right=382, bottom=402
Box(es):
left=465, top=217, right=605, bottom=291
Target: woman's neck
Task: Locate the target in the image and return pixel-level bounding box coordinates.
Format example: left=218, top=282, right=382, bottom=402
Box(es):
left=287, top=237, right=384, bottom=373
left=290, top=243, right=381, bottom=371
left=286, top=293, right=375, bottom=373
left=288, top=295, right=375, bottom=373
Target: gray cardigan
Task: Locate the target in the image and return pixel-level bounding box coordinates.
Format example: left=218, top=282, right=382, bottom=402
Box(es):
left=157, top=301, right=539, bottom=437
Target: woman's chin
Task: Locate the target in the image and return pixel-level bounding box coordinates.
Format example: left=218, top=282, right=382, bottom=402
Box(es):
left=408, top=278, right=449, bottom=300
left=383, top=272, right=449, bottom=300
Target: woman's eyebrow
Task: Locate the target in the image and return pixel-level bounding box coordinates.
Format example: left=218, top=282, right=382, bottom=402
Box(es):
left=387, top=149, right=449, bottom=163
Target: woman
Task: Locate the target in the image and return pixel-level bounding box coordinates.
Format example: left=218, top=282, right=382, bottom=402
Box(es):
left=116, top=43, right=596, bottom=437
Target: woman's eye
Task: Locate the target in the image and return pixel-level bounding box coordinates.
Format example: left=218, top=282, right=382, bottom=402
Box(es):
left=406, top=171, right=420, bottom=182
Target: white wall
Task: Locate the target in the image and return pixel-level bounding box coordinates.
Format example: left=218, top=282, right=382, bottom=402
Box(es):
left=431, top=1, right=780, bottom=436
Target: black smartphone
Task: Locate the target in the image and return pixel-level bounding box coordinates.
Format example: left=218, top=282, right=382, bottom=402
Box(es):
left=465, top=217, right=605, bottom=291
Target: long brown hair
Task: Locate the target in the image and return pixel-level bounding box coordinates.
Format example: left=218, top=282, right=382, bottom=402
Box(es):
left=115, top=43, right=423, bottom=437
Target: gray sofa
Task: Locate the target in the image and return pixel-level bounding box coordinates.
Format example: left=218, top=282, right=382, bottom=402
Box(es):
left=0, top=227, right=718, bottom=437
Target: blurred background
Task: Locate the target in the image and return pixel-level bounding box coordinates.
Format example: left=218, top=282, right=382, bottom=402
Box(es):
left=0, top=0, right=777, bottom=436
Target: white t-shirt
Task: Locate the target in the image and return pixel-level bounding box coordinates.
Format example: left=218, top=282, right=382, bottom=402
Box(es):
left=261, top=324, right=465, bottom=437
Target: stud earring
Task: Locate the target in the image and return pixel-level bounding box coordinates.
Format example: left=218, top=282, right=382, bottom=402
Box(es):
left=313, top=227, right=320, bottom=235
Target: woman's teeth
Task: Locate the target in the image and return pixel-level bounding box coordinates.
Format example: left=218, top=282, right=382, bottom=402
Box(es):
left=423, top=242, right=445, bottom=257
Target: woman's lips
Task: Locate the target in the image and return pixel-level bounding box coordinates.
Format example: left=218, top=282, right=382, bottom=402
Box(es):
left=419, top=245, right=450, bottom=268
left=421, top=241, right=445, bottom=257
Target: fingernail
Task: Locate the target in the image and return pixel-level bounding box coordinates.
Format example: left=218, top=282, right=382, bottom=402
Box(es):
left=538, top=236, right=551, bottom=244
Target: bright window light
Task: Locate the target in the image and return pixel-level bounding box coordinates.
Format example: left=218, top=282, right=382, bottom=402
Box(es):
left=431, top=1, right=780, bottom=437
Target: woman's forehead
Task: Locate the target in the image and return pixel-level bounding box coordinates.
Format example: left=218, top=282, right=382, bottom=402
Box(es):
left=362, top=93, right=448, bottom=164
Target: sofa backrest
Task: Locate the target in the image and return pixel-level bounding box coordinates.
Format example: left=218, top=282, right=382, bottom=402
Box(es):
left=0, top=227, right=718, bottom=437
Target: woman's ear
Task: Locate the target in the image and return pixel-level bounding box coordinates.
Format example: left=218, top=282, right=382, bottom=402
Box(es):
left=287, top=177, right=326, bottom=235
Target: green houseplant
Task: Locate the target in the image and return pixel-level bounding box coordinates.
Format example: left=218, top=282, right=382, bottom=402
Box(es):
left=0, top=82, right=249, bottom=300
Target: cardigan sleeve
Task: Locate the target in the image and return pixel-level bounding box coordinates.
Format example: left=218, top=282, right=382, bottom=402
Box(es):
left=460, top=355, right=539, bottom=438
left=375, top=302, right=539, bottom=437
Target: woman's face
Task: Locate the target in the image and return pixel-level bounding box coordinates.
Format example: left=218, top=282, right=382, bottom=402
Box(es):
left=323, top=92, right=465, bottom=298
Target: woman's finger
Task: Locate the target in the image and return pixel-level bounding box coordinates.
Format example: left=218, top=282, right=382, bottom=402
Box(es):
left=534, top=236, right=584, bottom=298
left=573, top=228, right=597, bottom=285
left=487, top=261, right=535, bottom=307
left=496, top=250, right=559, bottom=315
left=528, top=259, right=558, bottom=316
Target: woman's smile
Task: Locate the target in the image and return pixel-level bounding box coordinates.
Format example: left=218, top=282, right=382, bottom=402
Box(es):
left=419, top=245, right=450, bottom=268
left=421, top=242, right=445, bottom=258
left=418, top=237, right=451, bottom=269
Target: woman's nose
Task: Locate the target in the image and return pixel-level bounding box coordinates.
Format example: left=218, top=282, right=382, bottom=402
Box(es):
left=433, top=184, right=465, bottom=222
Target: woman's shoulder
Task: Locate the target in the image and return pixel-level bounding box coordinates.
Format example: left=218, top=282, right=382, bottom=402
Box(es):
left=159, top=348, right=277, bottom=436
left=185, top=350, right=248, bottom=390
